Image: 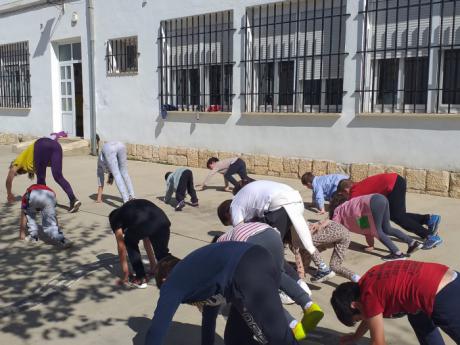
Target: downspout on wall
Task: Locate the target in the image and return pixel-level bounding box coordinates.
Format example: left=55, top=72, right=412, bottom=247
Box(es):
left=86, top=0, right=97, bottom=155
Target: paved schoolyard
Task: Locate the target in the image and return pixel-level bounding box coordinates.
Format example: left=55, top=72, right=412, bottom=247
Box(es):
left=0, top=145, right=458, bottom=345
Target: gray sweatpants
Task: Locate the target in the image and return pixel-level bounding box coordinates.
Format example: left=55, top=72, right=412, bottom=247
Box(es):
left=25, top=189, right=63, bottom=241
left=98, top=141, right=135, bottom=203
left=247, top=228, right=311, bottom=323
left=370, top=194, right=414, bottom=254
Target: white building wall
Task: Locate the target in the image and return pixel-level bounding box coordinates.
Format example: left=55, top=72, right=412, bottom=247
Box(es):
left=0, top=0, right=90, bottom=137
left=1, top=0, right=459, bottom=171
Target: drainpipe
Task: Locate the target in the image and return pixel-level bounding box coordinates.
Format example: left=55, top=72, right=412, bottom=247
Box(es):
left=86, top=0, right=97, bottom=155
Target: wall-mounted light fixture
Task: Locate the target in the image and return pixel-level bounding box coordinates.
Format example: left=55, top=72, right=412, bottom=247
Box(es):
left=71, top=12, right=78, bottom=26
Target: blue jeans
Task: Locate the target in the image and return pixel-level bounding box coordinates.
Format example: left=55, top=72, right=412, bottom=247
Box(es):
left=408, top=272, right=460, bottom=345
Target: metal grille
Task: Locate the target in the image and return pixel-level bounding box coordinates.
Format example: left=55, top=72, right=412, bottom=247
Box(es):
left=158, top=10, right=234, bottom=112
left=242, top=0, right=348, bottom=113
left=358, top=0, right=460, bottom=114
left=0, top=41, right=31, bottom=108
left=106, top=36, right=138, bottom=74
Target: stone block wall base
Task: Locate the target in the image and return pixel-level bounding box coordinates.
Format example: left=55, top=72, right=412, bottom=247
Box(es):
left=1, top=133, right=459, bottom=199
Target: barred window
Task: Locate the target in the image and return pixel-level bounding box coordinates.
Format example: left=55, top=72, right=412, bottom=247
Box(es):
left=106, top=36, right=138, bottom=75
left=242, top=0, right=348, bottom=114
left=358, top=0, right=460, bottom=114
left=159, top=11, right=234, bottom=112
left=0, top=41, right=31, bottom=108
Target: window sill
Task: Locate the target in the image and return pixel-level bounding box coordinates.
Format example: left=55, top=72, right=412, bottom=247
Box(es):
left=358, top=112, right=460, bottom=119
left=106, top=71, right=139, bottom=77
left=166, top=110, right=232, bottom=116
left=241, top=111, right=341, bottom=118
left=0, top=107, right=31, bottom=111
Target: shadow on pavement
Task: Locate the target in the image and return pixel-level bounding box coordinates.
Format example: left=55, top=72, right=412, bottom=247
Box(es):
left=0, top=200, right=125, bottom=341
left=89, top=193, right=123, bottom=208
left=128, top=317, right=225, bottom=345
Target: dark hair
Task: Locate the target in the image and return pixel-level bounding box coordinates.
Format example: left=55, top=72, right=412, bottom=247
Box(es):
left=217, top=200, right=232, bottom=225
left=330, top=282, right=361, bottom=327
left=165, top=172, right=172, bottom=180
left=96, top=134, right=100, bottom=143
left=206, top=157, right=219, bottom=169
left=154, top=254, right=181, bottom=288
left=108, top=208, right=121, bottom=230
left=337, top=179, right=353, bottom=194
left=328, top=192, right=349, bottom=219
left=232, top=178, right=255, bottom=195
left=301, top=172, right=315, bottom=185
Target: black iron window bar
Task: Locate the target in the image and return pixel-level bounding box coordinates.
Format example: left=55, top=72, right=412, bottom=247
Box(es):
left=158, top=10, right=235, bottom=112
left=106, top=36, right=138, bottom=74
left=242, top=0, right=349, bottom=114
left=358, top=0, right=460, bottom=114
left=0, top=41, right=31, bottom=108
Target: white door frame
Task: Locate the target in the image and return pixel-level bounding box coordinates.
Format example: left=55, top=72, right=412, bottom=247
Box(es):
left=58, top=42, right=81, bottom=136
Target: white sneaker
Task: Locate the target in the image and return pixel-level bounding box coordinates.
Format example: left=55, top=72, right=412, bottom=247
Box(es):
left=25, top=235, right=39, bottom=243
left=279, top=290, right=295, bottom=305
left=298, top=279, right=312, bottom=296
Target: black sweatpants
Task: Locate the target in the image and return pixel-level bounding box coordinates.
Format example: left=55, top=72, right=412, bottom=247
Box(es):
left=176, top=169, right=198, bottom=203
left=225, top=246, right=298, bottom=345
left=387, top=176, right=430, bottom=239
left=125, top=226, right=170, bottom=279
left=224, top=158, right=249, bottom=187
left=263, top=207, right=300, bottom=281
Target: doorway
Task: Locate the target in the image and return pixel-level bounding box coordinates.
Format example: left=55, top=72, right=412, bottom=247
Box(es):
left=59, top=42, right=83, bottom=137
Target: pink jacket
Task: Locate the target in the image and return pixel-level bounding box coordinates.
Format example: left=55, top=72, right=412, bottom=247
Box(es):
left=332, top=194, right=378, bottom=239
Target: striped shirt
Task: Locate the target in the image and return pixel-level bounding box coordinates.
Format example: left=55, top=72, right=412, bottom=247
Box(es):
left=217, top=222, right=275, bottom=243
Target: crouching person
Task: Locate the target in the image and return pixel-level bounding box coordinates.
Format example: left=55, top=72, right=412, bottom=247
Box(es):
left=147, top=242, right=299, bottom=345
left=19, top=184, right=72, bottom=249
left=109, top=199, right=171, bottom=288
left=331, top=260, right=460, bottom=345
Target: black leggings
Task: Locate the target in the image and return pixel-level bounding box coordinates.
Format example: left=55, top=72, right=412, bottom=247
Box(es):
left=125, top=226, right=170, bottom=279
left=387, top=176, right=430, bottom=239
left=176, top=169, right=198, bottom=203
left=225, top=246, right=297, bottom=345
left=224, top=158, right=249, bottom=187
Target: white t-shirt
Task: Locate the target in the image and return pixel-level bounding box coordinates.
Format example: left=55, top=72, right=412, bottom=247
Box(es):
left=230, top=180, right=294, bottom=225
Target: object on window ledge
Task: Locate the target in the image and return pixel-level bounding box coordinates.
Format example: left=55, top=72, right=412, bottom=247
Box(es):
left=206, top=105, right=222, bottom=112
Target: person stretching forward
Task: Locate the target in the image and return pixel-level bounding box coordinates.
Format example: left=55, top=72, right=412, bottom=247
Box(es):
left=147, top=242, right=299, bottom=345
left=217, top=179, right=335, bottom=283
left=19, top=184, right=72, bottom=248
left=109, top=199, right=170, bottom=288
left=331, top=260, right=460, bottom=345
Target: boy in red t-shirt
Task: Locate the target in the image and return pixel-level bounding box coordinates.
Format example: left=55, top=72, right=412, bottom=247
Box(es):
left=330, top=260, right=459, bottom=345
left=337, top=173, right=442, bottom=249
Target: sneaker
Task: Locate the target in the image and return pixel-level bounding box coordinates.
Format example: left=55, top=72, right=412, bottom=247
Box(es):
left=297, top=279, right=312, bottom=297
left=25, top=234, right=39, bottom=243
left=175, top=200, right=186, bottom=211
left=279, top=290, right=295, bottom=305
left=127, top=275, right=147, bottom=289
left=407, top=241, right=424, bottom=255
left=381, top=252, right=408, bottom=261
left=56, top=238, right=73, bottom=249
left=301, top=303, right=324, bottom=334
left=422, top=235, right=443, bottom=250
left=69, top=199, right=81, bottom=213
left=292, top=322, right=307, bottom=341
left=310, top=268, right=335, bottom=283
left=427, top=215, right=441, bottom=236
left=191, top=201, right=199, bottom=207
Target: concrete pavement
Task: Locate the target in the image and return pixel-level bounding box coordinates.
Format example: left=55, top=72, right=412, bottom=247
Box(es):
left=0, top=145, right=458, bottom=345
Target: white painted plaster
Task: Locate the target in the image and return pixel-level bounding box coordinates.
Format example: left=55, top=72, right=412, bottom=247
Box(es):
left=0, top=0, right=459, bottom=171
